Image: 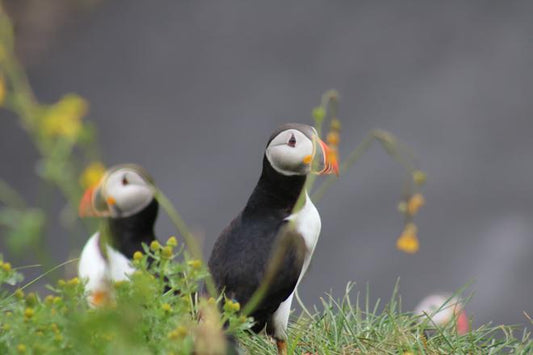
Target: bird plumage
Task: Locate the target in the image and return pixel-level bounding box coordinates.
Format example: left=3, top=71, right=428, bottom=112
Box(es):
left=77, top=165, right=159, bottom=306
left=208, top=124, right=338, bottom=348
left=209, top=157, right=310, bottom=335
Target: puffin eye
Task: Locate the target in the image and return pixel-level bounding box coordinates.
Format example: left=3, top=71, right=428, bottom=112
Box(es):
left=122, top=176, right=129, bottom=185
left=288, top=134, right=296, bottom=147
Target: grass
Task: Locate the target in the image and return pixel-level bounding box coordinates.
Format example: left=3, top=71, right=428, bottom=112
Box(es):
left=1, top=251, right=532, bottom=354
left=239, top=283, right=533, bottom=354
left=1, top=3, right=532, bottom=354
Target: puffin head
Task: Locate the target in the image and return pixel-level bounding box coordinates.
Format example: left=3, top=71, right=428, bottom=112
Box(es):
left=265, top=123, right=339, bottom=177
left=79, top=164, right=155, bottom=219
left=414, top=294, right=469, bottom=335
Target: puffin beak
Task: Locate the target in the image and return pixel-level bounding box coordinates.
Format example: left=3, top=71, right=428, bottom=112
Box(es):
left=312, top=136, right=339, bottom=176
left=456, top=309, right=469, bottom=335
left=79, top=182, right=111, bottom=217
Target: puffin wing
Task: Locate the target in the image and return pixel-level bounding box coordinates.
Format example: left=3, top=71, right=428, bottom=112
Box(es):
left=208, top=218, right=306, bottom=328
left=258, top=224, right=307, bottom=304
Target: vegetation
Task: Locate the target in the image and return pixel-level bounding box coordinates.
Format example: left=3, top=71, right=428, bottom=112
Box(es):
left=1, top=3, right=532, bottom=354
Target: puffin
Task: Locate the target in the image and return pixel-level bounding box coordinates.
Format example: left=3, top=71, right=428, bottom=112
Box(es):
left=78, top=164, right=159, bottom=306
left=208, top=123, right=339, bottom=354
left=414, top=294, right=469, bottom=335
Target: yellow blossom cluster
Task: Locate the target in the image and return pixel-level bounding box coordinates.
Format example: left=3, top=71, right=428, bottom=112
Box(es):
left=79, top=162, right=106, bottom=189
left=41, top=94, right=88, bottom=140
left=396, top=223, right=419, bottom=254
left=133, top=251, right=143, bottom=261
left=407, top=193, right=425, bottom=216
left=0, top=260, right=11, bottom=272
left=167, top=236, right=178, bottom=248
left=161, top=303, right=172, bottom=313
left=187, top=259, right=202, bottom=270
left=161, top=246, right=173, bottom=259
left=325, top=118, right=341, bottom=172
left=168, top=325, right=188, bottom=340
left=224, top=299, right=240, bottom=313
left=396, top=170, right=427, bottom=253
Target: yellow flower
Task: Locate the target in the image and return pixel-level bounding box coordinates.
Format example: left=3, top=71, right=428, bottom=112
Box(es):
left=23, top=307, right=34, bottom=319
left=161, top=303, right=172, bottom=313
left=326, top=131, right=340, bottom=147
left=412, top=170, right=427, bottom=186
left=0, top=74, right=5, bottom=106
left=1, top=261, right=11, bottom=272
left=45, top=295, right=54, bottom=305
left=25, top=292, right=37, bottom=307
left=133, top=251, right=143, bottom=261
left=67, top=277, right=80, bottom=286
left=161, top=246, right=173, bottom=259
left=187, top=259, right=202, bottom=270
left=166, top=236, right=178, bottom=248
left=14, top=288, right=24, bottom=299
left=207, top=297, right=216, bottom=305
left=330, top=118, right=341, bottom=131
left=224, top=299, right=240, bottom=312
left=79, top=162, right=106, bottom=189
left=397, top=223, right=419, bottom=254
left=312, top=106, right=326, bottom=122
left=168, top=325, right=188, bottom=340
left=16, top=344, right=26, bottom=353
left=41, top=94, right=88, bottom=140
left=150, top=240, right=160, bottom=251
left=407, top=193, right=425, bottom=215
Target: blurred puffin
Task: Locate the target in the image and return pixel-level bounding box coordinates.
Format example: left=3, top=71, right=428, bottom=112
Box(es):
left=78, top=164, right=158, bottom=306
left=414, top=294, right=469, bottom=335
left=208, top=123, right=338, bottom=354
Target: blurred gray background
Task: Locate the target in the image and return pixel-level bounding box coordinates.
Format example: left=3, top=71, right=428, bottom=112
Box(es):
left=2, top=1, right=532, bottom=330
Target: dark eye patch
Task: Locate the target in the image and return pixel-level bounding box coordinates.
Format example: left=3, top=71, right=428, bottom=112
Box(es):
left=122, top=175, right=129, bottom=185
left=288, top=134, right=296, bottom=147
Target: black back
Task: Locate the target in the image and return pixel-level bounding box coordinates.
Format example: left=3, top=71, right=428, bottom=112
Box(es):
left=104, top=198, right=159, bottom=258
left=208, top=156, right=307, bottom=332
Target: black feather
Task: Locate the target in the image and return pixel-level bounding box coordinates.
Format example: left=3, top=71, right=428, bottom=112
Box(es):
left=208, top=155, right=307, bottom=334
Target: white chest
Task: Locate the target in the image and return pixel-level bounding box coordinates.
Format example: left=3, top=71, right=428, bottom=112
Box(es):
left=78, top=233, right=135, bottom=293
left=285, top=193, right=321, bottom=280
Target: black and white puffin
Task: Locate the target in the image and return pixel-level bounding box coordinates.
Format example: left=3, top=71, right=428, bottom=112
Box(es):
left=414, top=294, right=469, bottom=335
left=78, top=164, right=158, bottom=306
left=208, top=123, right=339, bottom=354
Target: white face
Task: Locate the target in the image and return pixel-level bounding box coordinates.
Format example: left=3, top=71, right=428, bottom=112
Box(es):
left=265, top=128, right=315, bottom=176
left=98, top=167, right=154, bottom=218
left=414, top=294, right=462, bottom=326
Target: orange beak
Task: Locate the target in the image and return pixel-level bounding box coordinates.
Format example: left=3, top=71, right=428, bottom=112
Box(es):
left=79, top=185, right=97, bottom=217
left=79, top=183, right=110, bottom=217
left=456, top=309, right=469, bottom=335
left=314, top=137, right=340, bottom=176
